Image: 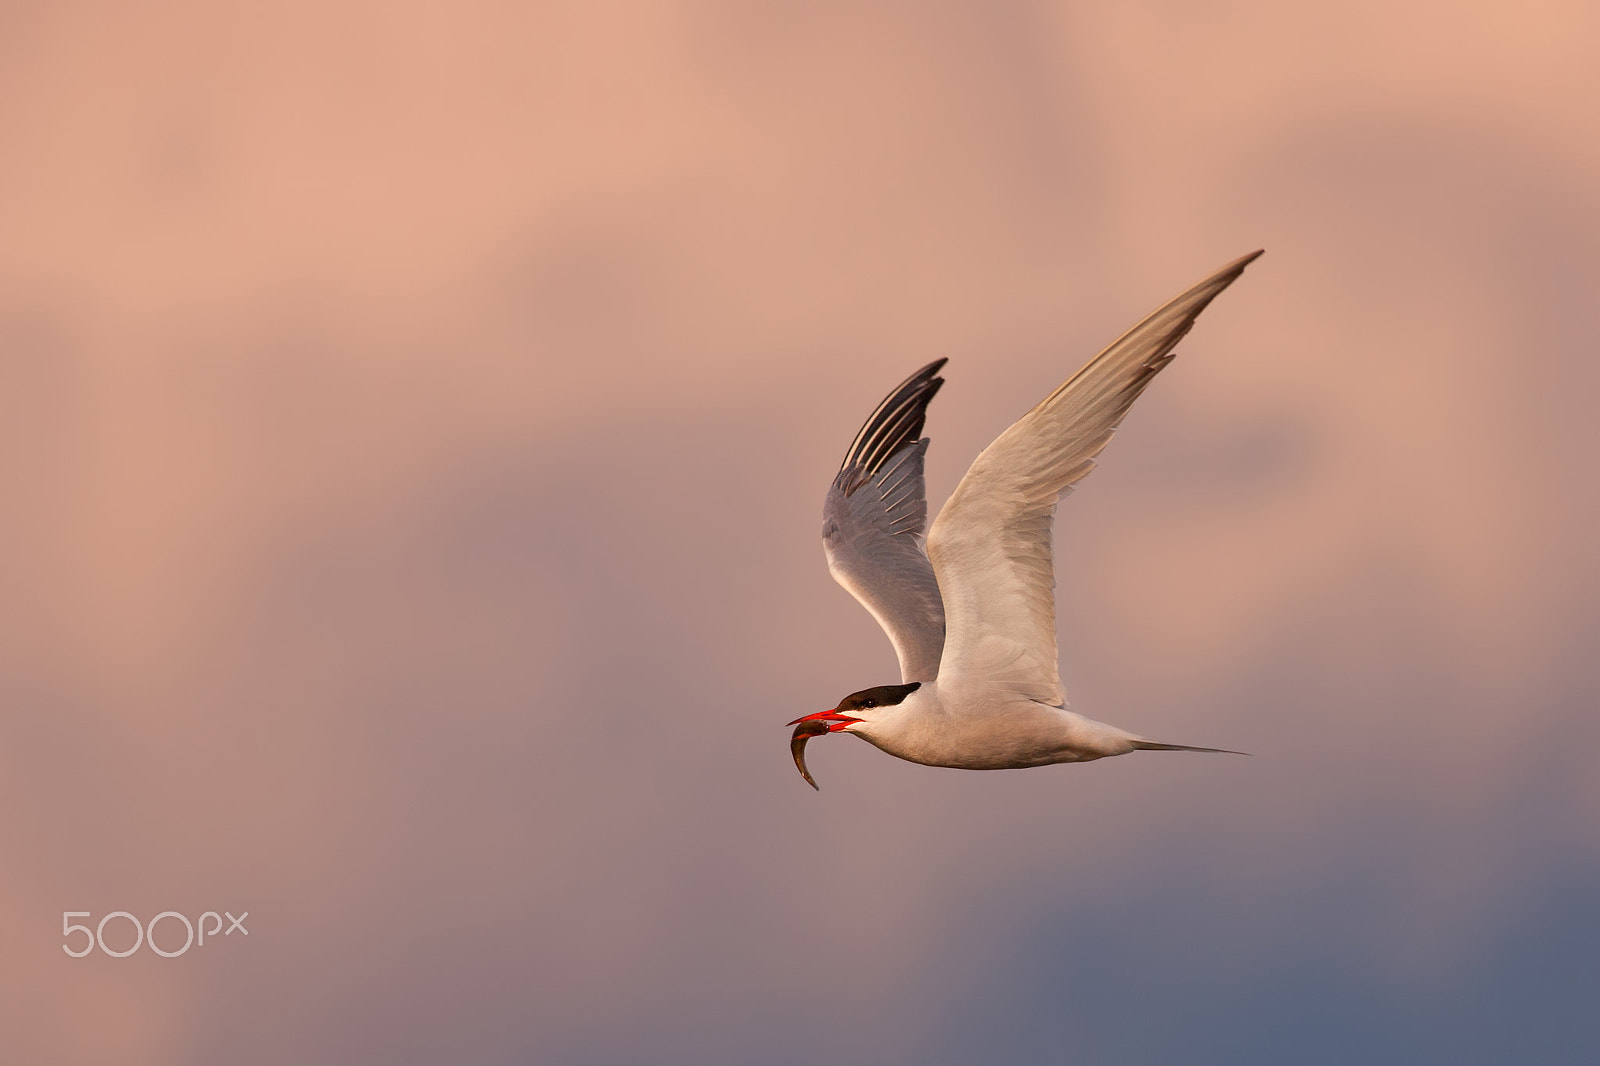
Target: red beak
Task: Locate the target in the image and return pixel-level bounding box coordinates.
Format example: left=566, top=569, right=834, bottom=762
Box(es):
left=786, top=708, right=862, bottom=731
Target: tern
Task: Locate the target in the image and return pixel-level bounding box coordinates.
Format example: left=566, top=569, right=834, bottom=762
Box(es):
left=789, top=250, right=1262, bottom=789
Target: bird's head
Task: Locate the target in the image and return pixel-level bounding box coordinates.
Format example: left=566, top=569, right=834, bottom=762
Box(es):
left=787, top=682, right=920, bottom=790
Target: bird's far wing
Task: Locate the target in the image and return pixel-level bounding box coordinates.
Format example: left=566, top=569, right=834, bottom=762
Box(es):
left=823, top=359, right=949, bottom=683
left=927, top=251, right=1263, bottom=705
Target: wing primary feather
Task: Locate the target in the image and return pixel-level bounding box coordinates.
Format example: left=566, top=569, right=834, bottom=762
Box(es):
left=861, top=400, right=936, bottom=474
left=837, top=358, right=947, bottom=489
left=853, top=404, right=924, bottom=480
left=840, top=358, right=945, bottom=468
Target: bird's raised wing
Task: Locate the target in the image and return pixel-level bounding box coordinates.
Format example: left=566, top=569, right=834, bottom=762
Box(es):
left=823, top=359, right=949, bottom=683
left=927, top=251, right=1263, bottom=705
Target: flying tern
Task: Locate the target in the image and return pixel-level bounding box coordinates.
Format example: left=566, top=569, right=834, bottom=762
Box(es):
left=789, top=250, right=1262, bottom=789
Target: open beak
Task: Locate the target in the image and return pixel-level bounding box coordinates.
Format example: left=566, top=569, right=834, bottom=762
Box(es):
left=787, top=710, right=861, bottom=791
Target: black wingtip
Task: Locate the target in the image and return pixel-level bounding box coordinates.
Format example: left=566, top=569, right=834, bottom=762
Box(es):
left=838, top=359, right=949, bottom=490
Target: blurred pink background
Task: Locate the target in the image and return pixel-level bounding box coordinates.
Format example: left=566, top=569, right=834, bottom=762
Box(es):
left=3, top=2, right=1598, bottom=1063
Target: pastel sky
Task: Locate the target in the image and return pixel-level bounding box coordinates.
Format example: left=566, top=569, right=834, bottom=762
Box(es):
left=3, top=2, right=1598, bottom=1063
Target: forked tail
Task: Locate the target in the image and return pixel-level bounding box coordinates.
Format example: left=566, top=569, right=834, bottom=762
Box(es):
left=1132, top=741, right=1250, bottom=756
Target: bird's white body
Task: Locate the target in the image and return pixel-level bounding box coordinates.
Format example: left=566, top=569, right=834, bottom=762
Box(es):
left=792, top=251, right=1261, bottom=788
left=847, top=687, right=1142, bottom=769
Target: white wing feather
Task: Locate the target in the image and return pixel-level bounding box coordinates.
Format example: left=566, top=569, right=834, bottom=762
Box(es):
left=927, top=251, right=1264, bottom=704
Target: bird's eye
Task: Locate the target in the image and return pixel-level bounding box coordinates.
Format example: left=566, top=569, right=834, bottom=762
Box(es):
left=864, top=699, right=876, bottom=707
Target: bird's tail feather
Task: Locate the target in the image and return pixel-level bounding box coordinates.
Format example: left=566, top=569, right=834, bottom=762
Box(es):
left=1132, top=741, right=1250, bottom=756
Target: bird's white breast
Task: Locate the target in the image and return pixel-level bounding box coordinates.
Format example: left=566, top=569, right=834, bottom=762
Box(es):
left=846, top=684, right=1141, bottom=770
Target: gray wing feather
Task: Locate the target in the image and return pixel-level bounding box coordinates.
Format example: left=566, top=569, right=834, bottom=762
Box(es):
left=823, top=359, right=948, bottom=683
left=928, top=251, right=1263, bottom=705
